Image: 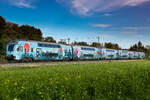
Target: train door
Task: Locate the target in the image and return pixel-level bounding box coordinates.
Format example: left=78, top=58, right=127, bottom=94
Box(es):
left=36, top=48, right=42, bottom=60
left=72, top=46, right=78, bottom=60
left=16, top=46, right=23, bottom=60
left=68, top=47, right=72, bottom=60
left=24, top=48, right=27, bottom=56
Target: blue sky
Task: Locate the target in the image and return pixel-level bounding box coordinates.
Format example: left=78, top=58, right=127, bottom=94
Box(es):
left=0, top=0, right=150, bottom=48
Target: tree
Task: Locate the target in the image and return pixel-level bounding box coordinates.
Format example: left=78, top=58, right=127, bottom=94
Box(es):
left=129, top=41, right=144, bottom=52
left=0, top=16, right=6, bottom=29
left=129, top=41, right=149, bottom=58
left=0, top=16, right=6, bottom=59
left=72, top=41, right=89, bottom=46
left=90, top=42, right=101, bottom=47
left=43, top=36, right=56, bottom=43
left=137, top=41, right=144, bottom=51
left=146, top=45, right=150, bottom=57
left=20, top=25, right=42, bottom=41
left=104, top=42, right=120, bottom=49
left=58, top=41, right=67, bottom=45
left=72, top=41, right=78, bottom=45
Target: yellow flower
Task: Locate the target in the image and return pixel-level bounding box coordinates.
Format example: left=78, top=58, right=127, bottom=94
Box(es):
left=14, top=98, right=18, bottom=100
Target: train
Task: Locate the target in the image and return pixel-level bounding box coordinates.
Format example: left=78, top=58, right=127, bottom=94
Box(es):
left=6, top=40, right=145, bottom=62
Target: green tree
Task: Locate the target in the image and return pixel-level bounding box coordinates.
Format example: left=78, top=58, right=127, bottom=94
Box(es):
left=90, top=42, right=101, bottom=47
left=0, top=16, right=6, bottom=59
left=58, top=41, right=67, bottom=45
left=129, top=41, right=149, bottom=58
left=72, top=41, right=89, bottom=46
left=104, top=42, right=120, bottom=49
left=43, top=36, right=56, bottom=43
left=19, top=25, right=42, bottom=41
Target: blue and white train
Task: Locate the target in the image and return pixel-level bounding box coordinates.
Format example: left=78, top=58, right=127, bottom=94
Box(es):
left=6, top=40, right=145, bottom=62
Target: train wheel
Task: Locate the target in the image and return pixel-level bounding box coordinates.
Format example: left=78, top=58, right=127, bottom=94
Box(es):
left=22, top=57, right=33, bottom=63
left=64, top=57, right=70, bottom=61
left=75, top=57, right=79, bottom=61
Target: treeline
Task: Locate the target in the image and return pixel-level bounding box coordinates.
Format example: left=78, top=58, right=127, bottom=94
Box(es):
left=129, top=41, right=150, bottom=57
left=0, top=16, right=150, bottom=59
left=0, top=16, right=43, bottom=59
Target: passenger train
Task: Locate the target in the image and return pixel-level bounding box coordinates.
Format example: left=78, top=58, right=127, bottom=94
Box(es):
left=6, top=40, right=145, bottom=62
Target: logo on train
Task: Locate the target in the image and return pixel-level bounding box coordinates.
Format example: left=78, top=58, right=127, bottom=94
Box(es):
left=24, top=43, right=30, bottom=54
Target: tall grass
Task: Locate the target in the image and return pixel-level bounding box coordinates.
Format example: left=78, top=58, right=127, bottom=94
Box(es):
left=0, top=61, right=150, bottom=100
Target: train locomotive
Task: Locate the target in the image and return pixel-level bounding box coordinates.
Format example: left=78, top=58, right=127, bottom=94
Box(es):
left=6, top=40, right=145, bottom=62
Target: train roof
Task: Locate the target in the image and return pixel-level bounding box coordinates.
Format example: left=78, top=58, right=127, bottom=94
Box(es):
left=9, top=40, right=67, bottom=46
left=73, top=45, right=98, bottom=48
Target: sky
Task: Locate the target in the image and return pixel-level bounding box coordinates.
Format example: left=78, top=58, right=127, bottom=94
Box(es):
left=0, top=0, right=150, bottom=48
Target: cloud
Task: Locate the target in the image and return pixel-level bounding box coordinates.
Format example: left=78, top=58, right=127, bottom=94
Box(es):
left=118, top=26, right=150, bottom=38
left=91, top=24, right=111, bottom=28
left=57, top=0, right=150, bottom=15
left=121, top=31, right=137, bottom=34
left=104, top=13, right=112, bottom=16
left=123, top=26, right=150, bottom=31
left=6, top=0, right=35, bottom=8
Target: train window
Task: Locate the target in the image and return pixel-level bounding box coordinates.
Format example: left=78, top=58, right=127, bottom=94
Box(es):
left=38, top=43, right=42, bottom=47
left=31, top=48, right=33, bottom=52
left=19, top=46, right=23, bottom=52
left=106, top=49, right=114, bottom=52
left=8, top=44, right=15, bottom=51
left=122, top=51, right=128, bottom=53
left=20, top=46, right=23, bottom=52
left=81, top=47, right=95, bottom=51
left=17, top=46, right=23, bottom=52
left=38, top=43, right=61, bottom=48
left=17, top=47, right=19, bottom=51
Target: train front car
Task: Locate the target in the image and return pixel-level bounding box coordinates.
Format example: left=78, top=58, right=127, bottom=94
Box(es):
left=6, top=40, right=74, bottom=62
left=6, top=40, right=23, bottom=61
left=6, top=40, right=37, bottom=61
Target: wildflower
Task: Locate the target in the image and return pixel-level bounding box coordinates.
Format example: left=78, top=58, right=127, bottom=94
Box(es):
left=14, top=98, right=17, bottom=100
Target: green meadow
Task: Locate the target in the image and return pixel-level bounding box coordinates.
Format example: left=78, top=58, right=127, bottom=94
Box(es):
left=0, top=61, right=150, bottom=100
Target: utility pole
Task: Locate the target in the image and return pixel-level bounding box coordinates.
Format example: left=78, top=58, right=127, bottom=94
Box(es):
left=97, top=36, right=100, bottom=48
left=67, top=38, right=70, bottom=45
left=97, top=36, right=100, bottom=44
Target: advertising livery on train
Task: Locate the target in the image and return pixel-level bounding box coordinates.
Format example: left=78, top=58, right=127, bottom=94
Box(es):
left=6, top=40, right=145, bottom=62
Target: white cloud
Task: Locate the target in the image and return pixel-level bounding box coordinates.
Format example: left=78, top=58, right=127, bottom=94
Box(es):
left=123, top=26, right=150, bottom=31
left=91, top=24, right=111, bottom=28
left=104, top=13, right=112, bottom=16
left=6, top=0, right=35, bottom=8
left=121, top=31, right=137, bottom=34
left=57, top=0, right=150, bottom=15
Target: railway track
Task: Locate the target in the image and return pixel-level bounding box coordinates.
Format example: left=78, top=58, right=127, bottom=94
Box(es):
left=0, top=60, right=143, bottom=67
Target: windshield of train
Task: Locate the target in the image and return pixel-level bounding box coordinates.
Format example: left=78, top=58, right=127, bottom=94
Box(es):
left=8, top=44, right=15, bottom=51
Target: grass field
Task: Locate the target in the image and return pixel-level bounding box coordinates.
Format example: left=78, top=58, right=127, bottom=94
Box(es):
left=0, top=61, right=150, bottom=100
